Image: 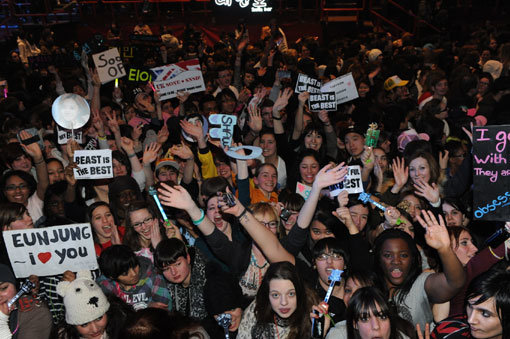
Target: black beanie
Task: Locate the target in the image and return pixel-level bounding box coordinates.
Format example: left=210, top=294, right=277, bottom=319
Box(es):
left=0, top=264, right=16, bottom=285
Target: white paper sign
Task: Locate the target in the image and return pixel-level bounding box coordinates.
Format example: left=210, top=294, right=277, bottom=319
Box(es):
left=329, top=165, right=364, bottom=197
left=296, top=182, right=312, bottom=200
left=57, top=126, right=83, bottom=145
left=3, top=223, right=98, bottom=278
left=209, top=114, right=237, bottom=148
left=320, top=72, right=359, bottom=105
left=73, top=149, right=113, bottom=179
left=92, top=48, right=126, bottom=84
left=151, top=59, right=205, bottom=100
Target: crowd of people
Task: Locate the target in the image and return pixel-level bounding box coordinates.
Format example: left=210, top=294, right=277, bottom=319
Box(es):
left=0, top=10, right=510, bottom=339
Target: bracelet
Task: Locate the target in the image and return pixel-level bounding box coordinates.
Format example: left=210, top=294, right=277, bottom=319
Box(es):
left=192, top=209, right=205, bottom=226
left=489, top=246, right=504, bottom=260
left=127, top=153, right=137, bottom=158
left=237, top=208, right=248, bottom=220
left=98, top=134, right=107, bottom=141
left=272, top=116, right=282, bottom=120
left=34, top=159, right=45, bottom=165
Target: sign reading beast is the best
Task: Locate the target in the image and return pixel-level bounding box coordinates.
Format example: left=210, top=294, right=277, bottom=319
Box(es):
left=150, top=59, right=205, bottom=100
left=3, top=224, right=98, bottom=278
left=74, top=149, right=113, bottom=179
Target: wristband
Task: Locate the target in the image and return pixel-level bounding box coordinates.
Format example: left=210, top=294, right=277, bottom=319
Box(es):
left=98, top=134, right=107, bottom=141
left=237, top=208, right=248, bottom=220
left=192, top=209, right=205, bottom=226
left=489, top=246, right=504, bottom=260
left=34, top=159, right=45, bottom=165
left=127, top=153, right=137, bottom=158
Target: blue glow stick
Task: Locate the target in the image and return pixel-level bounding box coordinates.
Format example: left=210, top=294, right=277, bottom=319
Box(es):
left=312, top=269, right=342, bottom=337
left=358, top=192, right=386, bottom=212
left=149, top=186, right=169, bottom=224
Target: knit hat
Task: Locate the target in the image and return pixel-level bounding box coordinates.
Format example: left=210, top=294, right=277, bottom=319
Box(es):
left=57, top=271, right=110, bottom=325
left=0, top=264, right=16, bottom=285
left=397, top=129, right=430, bottom=152
left=155, top=156, right=180, bottom=172
left=367, top=49, right=382, bottom=63
left=483, top=60, right=503, bottom=80
left=384, top=75, right=409, bottom=91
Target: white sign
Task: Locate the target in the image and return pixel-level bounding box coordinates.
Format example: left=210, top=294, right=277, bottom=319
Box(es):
left=150, top=59, right=205, bottom=100
left=329, top=165, right=363, bottom=197
left=320, top=72, right=359, bottom=105
left=92, top=48, right=126, bottom=84
left=3, top=224, right=98, bottom=278
left=225, top=145, right=262, bottom=160
left=209, top=114, right=237, bottom=148
left=296, top=182, right=312, bottom=200
left=57, top=126, right=83, bottom=145
left=73, top=149, right=113, bottom=179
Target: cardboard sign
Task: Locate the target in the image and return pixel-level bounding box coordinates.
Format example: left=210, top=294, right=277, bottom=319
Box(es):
left=3, top=224, right=98, bottom=278
left=127, top=67, right=153, bottom=82
left=295, top=73, right=321, bottom=94
left=296, top=182, right=312, bottom=200
left=150, top=59, right=206, bottom=100
left=472, top=125, right=510, bottom=220
left=320, top=72, right=359, bottom=105
left=57, top=126, right=83, bottom=145
left=73, top=149, right=113, bottom=179
left=92, top=48, right=126, bottom=84
left=209, top=114, right=237, bottom=148
left=225, top=145, right=262, bottom=160
left=309, top=92, right=337, bottom=111
left=329, top=165, right=363, bottom=197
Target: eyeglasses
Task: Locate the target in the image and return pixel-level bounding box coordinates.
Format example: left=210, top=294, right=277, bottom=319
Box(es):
left=5, top=184, right=29, bottom=192
left=316, top=253, right=344, bottom=261
left=260, top=220, right=278, bottom=229
left=132, top=217, right=154, bottom=228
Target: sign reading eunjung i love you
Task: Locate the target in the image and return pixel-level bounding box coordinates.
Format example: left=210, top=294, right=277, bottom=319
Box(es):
left=73, top=149, right=113, bottom=179
left=472, top=125, right=510, bottom=220
left=150, top=59, right=206, bottom=100
left=3, top=224, right=98, bottom=278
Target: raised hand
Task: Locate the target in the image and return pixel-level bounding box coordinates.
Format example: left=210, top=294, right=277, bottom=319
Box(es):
left=111, top=225, right=121, bottom=245
left=120, top=137, right=135, bottom=154
left=416, top=210, right=450, bottom=251
left=170, top=143, right=193, bottom=161
left=238, top=87, right=252, bottom=104
left=158, top=183, right=196, bottom=212
left=180, top=119, right=204, bottom=141
left=384, top=206, right=401, bottom=225
left=360, top=146, right=375, bottom=169
left=142, top=142, right=161, bottom=165
left=298, top=91, right=310, bottom=105
left=337, top=190, right=349, bottom=208
left=332, top=206, right=355, bottom=228
left=273, top=87, right=293, bottom=114
left=64, top=162, right=78, bottom=186
left=247, top=104, right=263, bottom=133
left=413, top=179, right=440, bottom=204
left=157, top=125, right=169, bottom=144
left=318, top=110, right=330, bottom=124
left=132, top=123, right=143, bottom=141
left=313, top=163, right=348, bottom=190
left=392, top=157, right=408, bottom=191
left=91, top=109, right=105, bottom=134
left=105, top=111, right=119, bottom=134
left=164, top=221, right=183, bottom=241
left=66, top=139, right=81, bottom=160
left=439, top=150, right=449, bottom=171
left=416, top=323, right=431, bottom=339
left=19, top=130, right=43, bottom=161
left=176, top=91, right=190, bottom=104
left=216, top=189, right=245, bottom=217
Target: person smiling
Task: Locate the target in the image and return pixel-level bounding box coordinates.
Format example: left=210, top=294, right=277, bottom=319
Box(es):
left=237, top=262, right=317, bottom=339
left=87, top=202, right=124, bottom=256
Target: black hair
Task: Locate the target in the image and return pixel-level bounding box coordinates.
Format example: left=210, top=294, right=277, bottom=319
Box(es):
left=98, top=245, right=139, bottom=280
left=312, top=237, right=349, bottom=265
left=2, top=143, right=27, bottom=167
left=466, top=268, right=510, bottom=339
left=373, top=229, right=422, bottom=304
left=154, top=238, right=188, bottom=270
left=112, top=150, right=132, bottom=176
left=346, top=287, right=404, bottom=339
left=43, top=181, right=68, bottom=217
left=201, top=177, right=232, bottom=200
left=87, top=201, right=119, bottom=249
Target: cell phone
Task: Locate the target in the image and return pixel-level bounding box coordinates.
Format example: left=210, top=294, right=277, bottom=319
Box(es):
left=17, top=128, right=43, bottom=148
left=280, top=208, right=292, bottom=222
left=278, top=70, right=291, bottom=80
left=222, top=192, right=236, bottom=207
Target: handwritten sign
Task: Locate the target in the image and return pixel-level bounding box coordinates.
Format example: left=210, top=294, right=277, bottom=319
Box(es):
left=150, top=59, right=205, bottom=100
left=329, top=165, right=363, bottom=197
left=73, top=149, right=113, bottom=179
left=309, top=92, right=337, bottom=111
left=225, top=145, right=262, bottom=160
left=209, top=114, right=237, bottom=148
left=92, top=48, right=126, bottom=84
left=472, top=125, right=510, bottom=220
left=57, top=126, right=83, bottom=145
left=320, top=72, right=359, bottom=105
left=296, top=182, right=312, bottom=200
left=295, top=73, right=321, bottom=94
left=3, top=224, right=98, bottom=278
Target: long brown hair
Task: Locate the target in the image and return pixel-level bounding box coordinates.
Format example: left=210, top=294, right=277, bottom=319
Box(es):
left=123, top=200, right=166, bottom=251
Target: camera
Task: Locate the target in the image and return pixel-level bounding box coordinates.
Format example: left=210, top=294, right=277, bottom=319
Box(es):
left=222, top=192, right=236, bottom=207
left=280, top=208, right=292, bottom=222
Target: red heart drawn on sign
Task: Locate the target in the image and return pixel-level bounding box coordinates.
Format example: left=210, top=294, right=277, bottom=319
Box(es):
left=37, top=252, right=51, bottom=264
left=298, top=183, right=305, bottom=192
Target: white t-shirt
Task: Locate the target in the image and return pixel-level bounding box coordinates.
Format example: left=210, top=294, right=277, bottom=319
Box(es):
left=27, top=192, right=44, bottom=224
